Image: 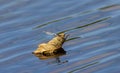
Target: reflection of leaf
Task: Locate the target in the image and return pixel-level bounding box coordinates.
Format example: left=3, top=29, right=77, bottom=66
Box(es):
left=33, top=17, right=72, bottom=29
left=68, top=61, right=99, bottom=73
left=58, top=17, right=111, bottom=33
left=65, top=37, right=81, bottom=42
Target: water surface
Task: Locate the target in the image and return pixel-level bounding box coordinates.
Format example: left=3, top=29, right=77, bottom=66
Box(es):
left=0, top=0, right=120, bottom=73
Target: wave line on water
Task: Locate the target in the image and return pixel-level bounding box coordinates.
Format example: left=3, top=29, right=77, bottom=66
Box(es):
left=100, top=53, right=120, bottom=63
left=68, top=61, right=99, bottom=73
left=82, top=43, right=120, bottom=59
left=68, top=36, right=119, bottom=50
left=81, top=25, right=120, bottom=37
left=0, top=50, right=32, bottom=63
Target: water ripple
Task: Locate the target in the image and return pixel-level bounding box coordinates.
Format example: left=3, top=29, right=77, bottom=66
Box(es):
left=81, top=25, right=120, bottom=37
left=0, top=0, right=120, bottom=73
left=0, top=50, right=31, bottom=63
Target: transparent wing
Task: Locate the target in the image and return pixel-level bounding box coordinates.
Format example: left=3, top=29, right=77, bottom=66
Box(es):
left=43, top=31, right=56, bottom=36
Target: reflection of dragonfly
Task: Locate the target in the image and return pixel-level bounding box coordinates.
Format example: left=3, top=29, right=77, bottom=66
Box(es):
left=55, top=57, right=68, bottom=64
left=56, top=57, right=61, bottom=63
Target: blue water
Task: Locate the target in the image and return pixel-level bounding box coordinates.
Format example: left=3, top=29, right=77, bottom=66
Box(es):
left=0, top=0, right=120, bottom=73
